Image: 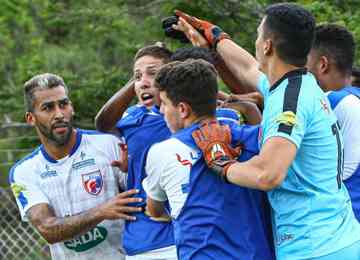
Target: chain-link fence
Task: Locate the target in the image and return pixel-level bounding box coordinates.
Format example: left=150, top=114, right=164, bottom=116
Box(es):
left=0, top=187, right=50, bottom=260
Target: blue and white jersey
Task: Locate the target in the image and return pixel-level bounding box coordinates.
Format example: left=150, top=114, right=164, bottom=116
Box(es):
left=257, top=69, right=360, bottom=259
left=116, top=105, right=175, bottom=256
left=116, top=105, right=243, bottom=256
left=143, top=122, right=275, bottom=260
left=9, top=129, right=126, bottom=260
left=327, top=86, right=360, bottom=221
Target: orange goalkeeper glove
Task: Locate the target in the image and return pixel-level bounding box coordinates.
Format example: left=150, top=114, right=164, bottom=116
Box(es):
left=192, top=120, right=241, bottom=182
left=174, top=10, right=231, bottom=49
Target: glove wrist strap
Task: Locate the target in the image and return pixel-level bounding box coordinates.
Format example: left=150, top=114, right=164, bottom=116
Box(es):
left=213, top=33, right=231, bottom=50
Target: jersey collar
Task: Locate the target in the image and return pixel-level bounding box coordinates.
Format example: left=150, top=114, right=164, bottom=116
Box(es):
left=269, top=68, right=307, bottom=92
left=40, top=129, right=82, bottom=163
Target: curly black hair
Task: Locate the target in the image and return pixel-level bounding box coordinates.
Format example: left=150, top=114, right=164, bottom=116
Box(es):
left=155, top=59, right=218, bottom=117
left=313, top=24, right=355, bottom=75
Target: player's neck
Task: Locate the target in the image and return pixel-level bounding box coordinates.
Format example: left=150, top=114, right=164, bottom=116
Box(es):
left=40, top=129, right=78, bottom=160
left=323, top=73, right=350, bottom=91
left=267, top=59, right=302, bottom=86
left=187, top=115, right=215, bottom=127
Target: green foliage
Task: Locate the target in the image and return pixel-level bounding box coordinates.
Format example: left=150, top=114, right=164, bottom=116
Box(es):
left=0, top=0, right=359, bottom=125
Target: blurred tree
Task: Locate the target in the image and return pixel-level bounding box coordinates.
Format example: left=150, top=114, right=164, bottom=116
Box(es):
left=0, top=0, right=359, bottom=126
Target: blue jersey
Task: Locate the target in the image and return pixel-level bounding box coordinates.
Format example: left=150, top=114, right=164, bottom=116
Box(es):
left=328, top=86, right=360, bottom=221
left=171, top=122, right=275, bottom=260
left=257, top=69, right=360, bottom=259
left=116, top=105, right=174, bottom=255
left=116, top=105, right=242, bottom=255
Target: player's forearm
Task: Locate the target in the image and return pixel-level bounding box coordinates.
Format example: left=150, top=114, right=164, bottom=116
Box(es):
left=215, top=54, right=257, bottom=94
left=95, top=79, right=135, bottom=133
left=226, top=156, right=279, bottom=191
left=35, top=207, right=104, bottom=244
left=217, top=39, right=261, bottom=92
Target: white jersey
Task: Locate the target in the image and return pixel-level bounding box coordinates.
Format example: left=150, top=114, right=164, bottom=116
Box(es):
left=143, top=138, right=194, bottom=219
left=328, top=93, right=360, bottom=180
left=9, top=129, right=126, bottom=260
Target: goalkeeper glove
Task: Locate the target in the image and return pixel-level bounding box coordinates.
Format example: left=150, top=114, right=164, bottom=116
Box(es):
left=174, top=10, right=231, bottom=49
left=192, top=120, right=241, bottom=182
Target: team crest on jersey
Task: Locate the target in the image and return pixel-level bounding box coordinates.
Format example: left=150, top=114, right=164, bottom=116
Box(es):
left=82, top=170, right=103, bottom=195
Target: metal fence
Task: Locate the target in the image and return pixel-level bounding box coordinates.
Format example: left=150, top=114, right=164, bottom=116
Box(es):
left=0, top=187, right=50, bottom=260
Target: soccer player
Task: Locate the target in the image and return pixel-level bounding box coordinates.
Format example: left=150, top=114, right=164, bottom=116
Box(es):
left=95, top=43, right=263, bottom=259
left=175, top=3, right=360, bottom=259
left=96, top=44, right=178, bottom=260
left=9, top=73, right=142, bottom=260
left=143, top=59, right=274, bottom=260
left=306, top=24, right=360, bottom=221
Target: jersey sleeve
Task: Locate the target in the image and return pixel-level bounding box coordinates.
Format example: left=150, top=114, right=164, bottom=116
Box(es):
left=9, top=166, right=49, bottom=221
left=262, top=81, right=309, bottom=149
left=143, top=143, right=168, bottom=202
left=143, top=139, right=192, bottom=219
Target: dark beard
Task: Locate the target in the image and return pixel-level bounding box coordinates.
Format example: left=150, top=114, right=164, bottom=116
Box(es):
left=37, top=120, right=73, bottom=146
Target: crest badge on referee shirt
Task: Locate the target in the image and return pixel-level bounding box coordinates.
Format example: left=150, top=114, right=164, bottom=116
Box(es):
left=82, top=170, right=103, bottom=195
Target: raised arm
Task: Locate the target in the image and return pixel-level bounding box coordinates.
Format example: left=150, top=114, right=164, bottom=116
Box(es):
left=174, top=10, right=262, bottom=93
left=95, top=78, right=135, bottom=133
left=27, top=189, right=142, bottom=244
left=214, top=53, right=258, bottom=94
left=216, top=39, right=261, bottom=93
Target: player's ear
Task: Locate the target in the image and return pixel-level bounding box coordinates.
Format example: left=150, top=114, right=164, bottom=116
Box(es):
left=319, top=55, right=330, bottom=74
left=178, top=102, right=192, bottom=119
left=263, top=39, right=273, bottom=56
left=25, top=112, right=35, bottom=126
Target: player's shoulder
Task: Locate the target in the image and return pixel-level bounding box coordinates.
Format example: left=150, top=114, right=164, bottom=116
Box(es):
left=80, top=129, right=121, bottom=143
left=282, top=71, right=321, bottom=107
left=149, top=137, right=192, bottom=158
left=9, top=147, right=42, bottom=184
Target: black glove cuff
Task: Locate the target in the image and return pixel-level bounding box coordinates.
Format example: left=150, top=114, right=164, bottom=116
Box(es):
left=210, top=156, right=236, bottom=183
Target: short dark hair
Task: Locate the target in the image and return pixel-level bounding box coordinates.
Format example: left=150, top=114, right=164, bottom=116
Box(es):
left=264, top=3, right=315, bottom=67
left=155, top=59, right=218, bottom=117
left=312, top=24, right=355, bottom=75
left=24, top=73, right=68, bottom=112
left=170, top=47, right=216, bottom=65
left=352, top=67, right=360, bottom=86
left=134, top=42, right=172, bottom=64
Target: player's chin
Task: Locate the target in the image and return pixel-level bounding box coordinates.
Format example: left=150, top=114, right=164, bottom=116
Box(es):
left=141, top=98, right=155, bottom=108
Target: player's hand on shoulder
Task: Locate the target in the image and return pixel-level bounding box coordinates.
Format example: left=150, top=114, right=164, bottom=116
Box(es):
left=192, top=120, right=241, bottom=182
left=97, top=189, right=142, bottom=221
